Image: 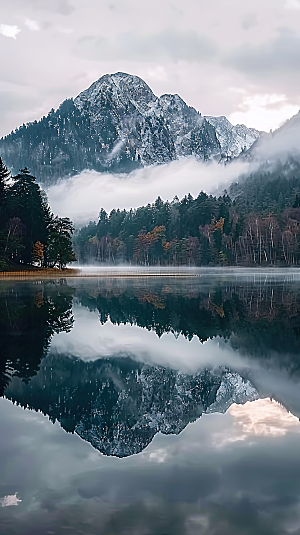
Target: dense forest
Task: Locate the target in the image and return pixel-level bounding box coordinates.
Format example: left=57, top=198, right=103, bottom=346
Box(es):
left=0, top=158, right=76, bottom=270
left=75, top=159, right=300, bottom=266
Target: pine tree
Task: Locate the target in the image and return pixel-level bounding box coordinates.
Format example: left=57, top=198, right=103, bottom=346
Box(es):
left=0, top=157, right=10, bottom=227
left=8, top=168, right=48, bottom=264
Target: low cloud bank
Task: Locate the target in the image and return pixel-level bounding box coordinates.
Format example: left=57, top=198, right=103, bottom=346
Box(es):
left=47, top=157, right=250, bottom=227
left=251, top=112, right=300, bottom=161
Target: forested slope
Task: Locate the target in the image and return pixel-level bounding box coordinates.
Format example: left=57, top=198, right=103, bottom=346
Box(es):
left=75, top=159, right=300, bottom=266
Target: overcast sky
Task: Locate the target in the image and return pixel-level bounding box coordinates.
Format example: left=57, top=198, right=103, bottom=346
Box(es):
left=0, top=0, right=300, bottom=137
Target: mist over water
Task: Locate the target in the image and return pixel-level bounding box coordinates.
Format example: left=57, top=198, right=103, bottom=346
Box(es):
left=47, top=157, right=251, bottom=226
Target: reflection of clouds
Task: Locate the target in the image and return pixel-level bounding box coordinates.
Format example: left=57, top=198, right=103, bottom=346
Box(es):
left=229, top=398, right=300, bottom=440
left=211, top=398, right=300, bottom=447
left=2, top=394, right=300, bottom=534
left=149, top=448, right=168, bottom=463
left=0, top=493, right=22, bottom=507
left=49, top=305, right=243, bottom=374
left=186, top=515, right=209, bottom=532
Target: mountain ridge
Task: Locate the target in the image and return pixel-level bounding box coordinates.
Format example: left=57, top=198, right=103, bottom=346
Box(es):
left=0, top=72, right=259, bottom=184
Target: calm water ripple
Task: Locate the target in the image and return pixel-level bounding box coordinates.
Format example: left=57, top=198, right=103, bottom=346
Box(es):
left=1, top=270, right=300, bottom=534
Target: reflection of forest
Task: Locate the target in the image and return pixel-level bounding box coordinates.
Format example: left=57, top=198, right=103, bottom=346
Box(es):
left=0, top=280, right=74, bottom=395
left=1, top=278, right=300, bottom=397
left=76, top=277, right=300, bottom=360
left=2, top=277, right=300, bottom=457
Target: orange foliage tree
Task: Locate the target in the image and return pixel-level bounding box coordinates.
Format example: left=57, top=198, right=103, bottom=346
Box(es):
left=32, top=241, right=44, bottom=267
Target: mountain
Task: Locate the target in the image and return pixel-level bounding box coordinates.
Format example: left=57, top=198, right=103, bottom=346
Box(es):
left=205, top=115, right=260, bottom=159
left=4, top=354, right=258, bottom=457
left=0, top=72, right=259, bottom=184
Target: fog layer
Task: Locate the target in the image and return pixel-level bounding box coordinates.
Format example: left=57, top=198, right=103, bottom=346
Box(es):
left=47, top=157, right=250, bottom=226
left=249, top=111, right=300, bottom=161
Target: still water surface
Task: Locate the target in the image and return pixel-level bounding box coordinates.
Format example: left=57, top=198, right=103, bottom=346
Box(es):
left=1, top=270, right=300, bottom=534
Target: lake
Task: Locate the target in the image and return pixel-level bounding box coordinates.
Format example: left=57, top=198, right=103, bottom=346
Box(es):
left=1, top=269, right=300, bottom=534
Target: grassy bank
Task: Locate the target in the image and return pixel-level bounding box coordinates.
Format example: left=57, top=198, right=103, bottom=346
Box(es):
left=0, top=267, right=80, bottom=278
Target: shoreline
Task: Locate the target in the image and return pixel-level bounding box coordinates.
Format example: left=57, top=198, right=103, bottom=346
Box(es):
left=1, top=266, right=300, bottom=280
left=0, top=269, right=200, bottom=279
left=0, top=268, right=81, bottom=278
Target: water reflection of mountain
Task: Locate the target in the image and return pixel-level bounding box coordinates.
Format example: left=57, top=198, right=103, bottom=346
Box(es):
left=5, top=355, right=257, bottom=457
left=0, top=280, right=74, bottom=395
left=2, top=276, right=300, bottom=458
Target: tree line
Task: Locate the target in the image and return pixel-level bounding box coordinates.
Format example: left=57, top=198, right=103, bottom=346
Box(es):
left=0, top=158, right=76, bottom=270
left=75, top=160, right=300, bottom=266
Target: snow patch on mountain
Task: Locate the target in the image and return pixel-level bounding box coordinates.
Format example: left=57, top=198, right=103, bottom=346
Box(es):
left=0, top=72, right=261, bottom=183
left=205, top=115, right=260, bottom=158
left=206, top=372, right=259, bottom=414
left=75, top=364, right=259, bottom=457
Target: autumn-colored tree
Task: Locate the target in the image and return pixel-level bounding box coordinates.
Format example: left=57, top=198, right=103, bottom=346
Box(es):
left=32, top=241, right=44, bottom=267
left=134, top=226, right=166, bottom=264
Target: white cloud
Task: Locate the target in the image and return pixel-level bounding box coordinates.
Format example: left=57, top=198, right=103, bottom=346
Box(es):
left=56, top=26, right=74, bottom=34
left=229, top=93, right=300, bottom=131
left=0, top=24, right=20, bottom=39
left=144, top=65, right=168, bottom=82
left=214, top=398, right=300, bottom=447
left=25, top=18, right=40, bottom=31
left=284, top=0, right=300, bottom=10
left=47, top=158, right=250, bottom=227
left=1, top=0, right=300, bottom=136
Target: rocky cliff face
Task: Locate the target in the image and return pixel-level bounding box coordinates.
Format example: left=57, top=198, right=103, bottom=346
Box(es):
left=205, top=115, right=260, bottom=159
left=0, top=72, right=259, bottom=184
left=5, top=354, right=258, bottom=457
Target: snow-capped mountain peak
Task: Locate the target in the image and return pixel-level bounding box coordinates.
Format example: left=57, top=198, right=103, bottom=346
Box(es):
left=0, top=72, right=260, bottom=183
left=74, top=72, right=159, bottom=119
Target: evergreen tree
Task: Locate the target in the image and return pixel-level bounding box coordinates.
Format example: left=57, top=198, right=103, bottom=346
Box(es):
left=8, top=168, right=48, bottom=264
left=0, top=159, right=11, bottom=268
left=44, top=216, right=76, bottom=269
left=0, top=162, right=76, bottom=271
left=0, top=157, right=10, bottom=222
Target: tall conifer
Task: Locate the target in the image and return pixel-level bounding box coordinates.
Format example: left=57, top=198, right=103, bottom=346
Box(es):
left=9, top=168, right=47, bottom=264
left=0, top=157, right=10, bottom=227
